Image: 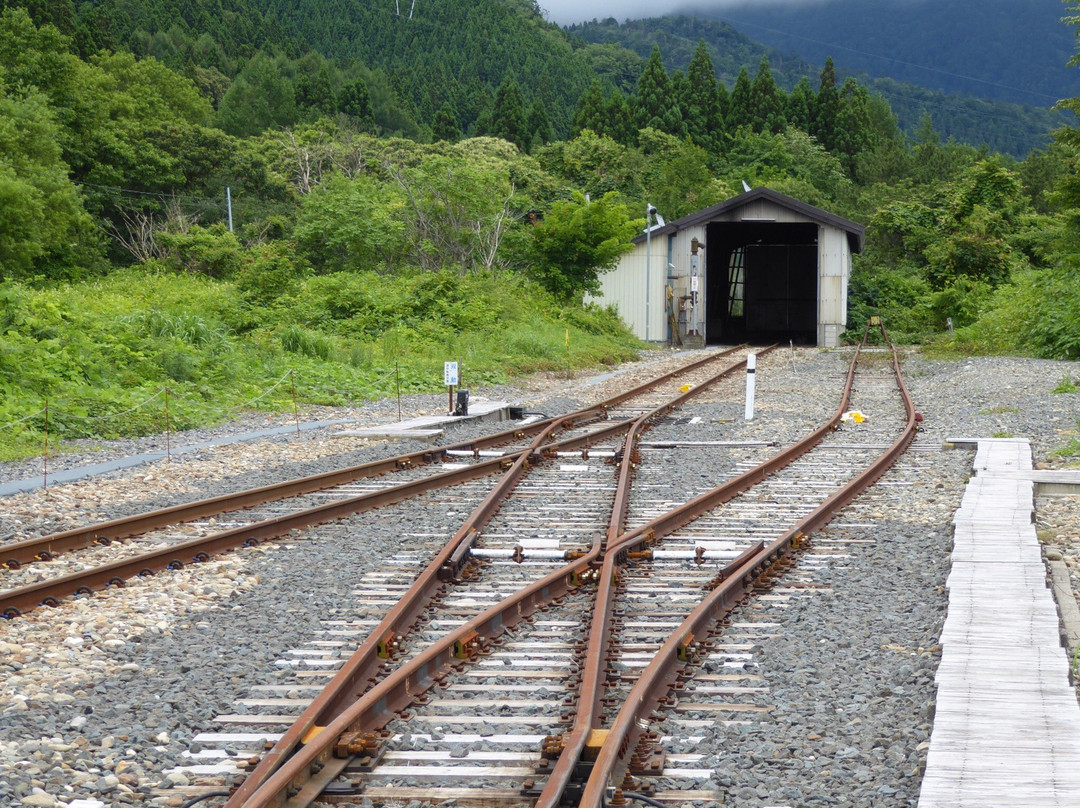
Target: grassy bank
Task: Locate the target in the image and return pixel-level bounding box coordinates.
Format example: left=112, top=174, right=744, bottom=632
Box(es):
left=0, top=268, right=644, bottom=462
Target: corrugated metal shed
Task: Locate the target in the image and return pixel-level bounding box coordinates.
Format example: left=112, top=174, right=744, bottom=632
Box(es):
left=589, top=188, right=864, bottom=348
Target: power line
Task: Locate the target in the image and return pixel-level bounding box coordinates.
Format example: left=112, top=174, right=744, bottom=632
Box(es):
left=78, top=181, right=227, bottom=207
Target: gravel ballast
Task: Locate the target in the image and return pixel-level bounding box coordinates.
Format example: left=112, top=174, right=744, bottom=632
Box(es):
left=1, top=348, right=1079, bottom=808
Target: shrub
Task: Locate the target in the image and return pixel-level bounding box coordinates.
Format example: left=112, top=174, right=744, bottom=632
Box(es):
left=280, top=324, right=333, bottom=360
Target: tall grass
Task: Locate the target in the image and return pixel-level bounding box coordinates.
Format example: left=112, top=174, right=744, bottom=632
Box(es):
left=0, top=269, right=642, bottom=462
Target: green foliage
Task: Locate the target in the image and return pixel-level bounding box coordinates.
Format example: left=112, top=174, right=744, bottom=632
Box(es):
left=718, top=128, right=854, bottom=211
left=536, top=130, right=644, bottom=199
left=851, top=154, right=1041, bottom=343
left=1052, top=374, right=1079, bottom=394
left=280, top=324, right=333, bottom=360
left=0, top=268, right=642, bottom=461
left=637, top=128, right=730, bottom=219
left=338, top=78, right=374, bottom=131
left=0, top=79, right=102, bottom=280
left=749, top=56, right=786, bottom=134
left=432, top=102, right=461, bottom=143
left=573, top=11, right=1062, bottom=157
left=156, top=224, right=245, bottom=277
left=489, top=78, right=529, bottom=150
left=295, top=174, right=409, bottom=273
left=945, top=265, right=1080, bottom=359
left=389, top=144, right=532, bottom=274
left=634, top=45, right=684, bottom=136
left=232, top=243, right=306, bottom=306
left=5, top=0, right=1080, bottom=461
left=528, top=191, right=640, bottom=302
left=219, top=51, right=296, bottom=137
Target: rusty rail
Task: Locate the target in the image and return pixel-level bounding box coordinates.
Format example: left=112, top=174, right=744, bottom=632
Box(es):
left=2, top=348, right=743, bottom=570
left=221, top=325, right=916, bottom=808
left=578, top=322, right=919, bottom=804
left=2, top=349, right=753, bottom=618
left=221, top=349, right=757, bottom=808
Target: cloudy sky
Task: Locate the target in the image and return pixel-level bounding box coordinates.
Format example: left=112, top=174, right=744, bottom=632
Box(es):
left=538, top=1, right=791, bottom=26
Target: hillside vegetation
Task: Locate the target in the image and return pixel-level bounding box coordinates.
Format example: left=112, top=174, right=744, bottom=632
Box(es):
left=696, top=0, right=1073, bottom=106
left=570, top=14, right=1069, bottom=157
left=1, top=1, right=1080, bottom=462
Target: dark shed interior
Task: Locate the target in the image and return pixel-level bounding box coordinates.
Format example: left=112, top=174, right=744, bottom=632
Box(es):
left=705, top=221, right=819, bottom=345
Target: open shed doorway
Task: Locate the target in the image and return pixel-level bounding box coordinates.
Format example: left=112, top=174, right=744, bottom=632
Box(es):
left=705, top=221, right=819, bottom=345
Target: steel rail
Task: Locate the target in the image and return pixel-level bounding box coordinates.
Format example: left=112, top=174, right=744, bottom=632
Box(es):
left=2, top=348, right=743, bottom=569
left=529, top=338, right=865, bottom=808
left=221, top=350, right=757, bottom=808
left=218, top=327, right=913, bottom=808
left=516, top=345, right=775, bottom=808
left=0, top=386, right=739, bottom=621
left=0, top=394, right=714, bottom=621
left=221, top=410, right=582, bottom=807
left=0, top=451, right=513, bottom=619
left=579, top=323, right=919, bottom=805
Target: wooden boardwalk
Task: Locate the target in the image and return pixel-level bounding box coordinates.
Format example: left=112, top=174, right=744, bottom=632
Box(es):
left=918, top=439, right=1080, bottom=807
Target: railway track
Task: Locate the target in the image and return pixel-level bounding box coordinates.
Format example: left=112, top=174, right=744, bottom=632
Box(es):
left=151, top=323, right=917, bottom=808
left=0, top=346, right=752, bottom=619
left=0, top=329, right=920, bottom=807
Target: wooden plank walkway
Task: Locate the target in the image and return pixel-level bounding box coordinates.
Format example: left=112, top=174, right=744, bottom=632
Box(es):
left=918, top=438, right=1080, bottom=807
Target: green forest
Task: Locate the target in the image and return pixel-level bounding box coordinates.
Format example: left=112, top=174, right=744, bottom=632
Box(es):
left=2, top=0, right=1080, bottom=460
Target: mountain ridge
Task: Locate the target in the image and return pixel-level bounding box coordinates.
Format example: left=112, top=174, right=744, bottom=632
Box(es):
left=686, top=0, right=1076, bottom=107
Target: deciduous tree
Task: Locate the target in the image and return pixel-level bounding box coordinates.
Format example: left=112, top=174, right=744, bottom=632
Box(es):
left=528, top=190, right=640, bottom=301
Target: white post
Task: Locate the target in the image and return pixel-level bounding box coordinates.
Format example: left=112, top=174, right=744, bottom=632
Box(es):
left=645, top=206, right=652, bottom=343
left=226, top=186, right=233, bottom=232
left=744, top=353, right=756, bottom=420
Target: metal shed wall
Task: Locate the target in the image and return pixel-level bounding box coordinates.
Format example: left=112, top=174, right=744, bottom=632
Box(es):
left=818, top=225, right=850, bottom=347
left=589, top=235, right=668, bottom=342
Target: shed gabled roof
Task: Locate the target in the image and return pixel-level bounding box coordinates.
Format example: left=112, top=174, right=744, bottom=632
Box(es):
left=633, top=187, right=865, bottom=253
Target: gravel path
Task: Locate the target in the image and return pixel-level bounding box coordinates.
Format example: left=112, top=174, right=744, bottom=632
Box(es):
left=1, top=348, right=1078, bottom=808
